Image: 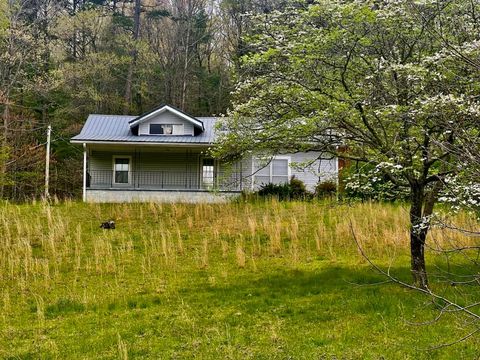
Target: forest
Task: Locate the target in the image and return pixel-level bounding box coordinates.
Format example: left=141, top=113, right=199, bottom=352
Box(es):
left=0, top=0, right=287, bottom=200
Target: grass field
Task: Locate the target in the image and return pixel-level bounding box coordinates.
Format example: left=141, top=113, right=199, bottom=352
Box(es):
left=1, top=199, right=479, bottom=359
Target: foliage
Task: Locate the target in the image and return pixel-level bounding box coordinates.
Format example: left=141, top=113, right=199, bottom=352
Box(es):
left=0, top=145, right=12, bottom=187
left=214, top=0, right=480, bottom=287
left=438, top=175, right=480, bottom=215
left=343, top=164, right=409, bottom=202
left=257, top=177, right=309, bottom=200
left=257, top=182, right=292, bottom=200
left=314, top=180, right=336, bottom=199
left=436, top=119, right=480, bottom=216
left=289, top=175, right=307, bottom=198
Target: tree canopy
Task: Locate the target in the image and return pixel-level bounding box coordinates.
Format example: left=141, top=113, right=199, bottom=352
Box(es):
left=214, top=0, right=480, bottom=287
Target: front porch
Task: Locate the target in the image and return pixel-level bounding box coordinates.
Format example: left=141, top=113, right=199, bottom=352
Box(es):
left=83, top=144, right=245, bottom=202
left=87, top=169, right=243, bottom=191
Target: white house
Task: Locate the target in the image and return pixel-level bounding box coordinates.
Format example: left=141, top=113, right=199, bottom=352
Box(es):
left=71, top=104, right=338, bottom=203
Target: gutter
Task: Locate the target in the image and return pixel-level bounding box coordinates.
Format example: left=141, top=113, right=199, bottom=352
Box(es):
left=70, top=139, right=214, bottom=147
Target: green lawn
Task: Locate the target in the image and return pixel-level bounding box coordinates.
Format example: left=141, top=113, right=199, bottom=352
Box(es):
left=0, top=200, right=478, bottom=359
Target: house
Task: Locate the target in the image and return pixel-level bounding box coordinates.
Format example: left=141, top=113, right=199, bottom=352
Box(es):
left=71, top=104, right=338, bottom=203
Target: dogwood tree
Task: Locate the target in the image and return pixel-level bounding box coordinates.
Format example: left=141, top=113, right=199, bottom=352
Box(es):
left=214, top=0, right=480, bottom=288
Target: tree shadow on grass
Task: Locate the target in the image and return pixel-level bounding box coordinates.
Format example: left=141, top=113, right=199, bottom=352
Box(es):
left=11, top=262, right=479, bottom=360
left=178, top=265, right=410, bottom=318
left=179, top=261, right=480, bottom=325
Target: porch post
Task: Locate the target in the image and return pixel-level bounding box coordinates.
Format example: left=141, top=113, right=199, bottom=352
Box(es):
left=239, top=161, right=243, bottom=191
left=83, top=143, right=87, bottom=202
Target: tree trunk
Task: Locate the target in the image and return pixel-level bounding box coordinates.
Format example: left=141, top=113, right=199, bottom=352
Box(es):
left=124, top=0, right=141, bottom=114
left=72, top=0, right=78, bottom=60
left=0, top=98, right=9, bottom=199
left=409, top=184, right=428, bottom=289
left=181, top=21, right=191, bottom=111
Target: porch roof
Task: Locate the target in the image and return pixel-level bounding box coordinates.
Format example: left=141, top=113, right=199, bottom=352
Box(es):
left=71, top=115, right=218, bottom=145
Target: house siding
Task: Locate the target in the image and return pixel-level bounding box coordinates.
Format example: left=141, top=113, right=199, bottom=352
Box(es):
left=89, top=150, right=131, bottom=188
left=217, top=159, right=250, bottom=191
left=289, top=152, right=337, bottom=191
left=89, top=150, right=201, bottom=189
left=250, top=152, right=337, bottom=192
left=138, top=112, right=194, bottom=136
left=89, top=151, right=114, bottom=171
left=87, top=149, right=337, bottom=195
left=136, top=151, right=199, bottom=189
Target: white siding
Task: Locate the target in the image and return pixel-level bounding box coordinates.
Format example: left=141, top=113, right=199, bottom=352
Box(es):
left=246, top=152, right=337, bottom=192
left=137, top=152, right=199, bottom=189
left=89, top=150, right=200, bottom=189
left=87, top=149, right=337, bottom=194
left=138, top=112, right=194, bottom=136
left=217, top=159, right=247, bottom=191
left=240, top=156, right=253, bottom=189
left=89, top=151, right=112, bottom=171
left=290, top=152, right=337, bottom=191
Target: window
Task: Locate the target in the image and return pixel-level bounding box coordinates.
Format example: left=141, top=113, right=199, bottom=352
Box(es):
left=202, top=158, right=215, bottom=187
left=113, top=157, right=131, bottom=184
left=149, top=124, right=181, bottom=135
left=253, top=158, right=289, bottom=186
left=271, top=159, right=289, bottom=184
left=150, top=124, right=163, bottom=134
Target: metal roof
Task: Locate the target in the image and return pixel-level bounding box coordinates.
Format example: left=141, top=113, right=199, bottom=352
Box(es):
left=71, top=114, right=218, bottom=145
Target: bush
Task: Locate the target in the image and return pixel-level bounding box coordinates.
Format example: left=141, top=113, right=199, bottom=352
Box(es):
left=257, top=182, right=292, bottom=200
left=290, top=176, right=308, bottom=198
left=257, top=177, right=310, bottom=201
left=315, top=181, right=337, bottom=198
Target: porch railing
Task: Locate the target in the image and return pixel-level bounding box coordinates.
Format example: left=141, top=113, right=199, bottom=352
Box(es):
left=87, top=170, right=243, bottom=191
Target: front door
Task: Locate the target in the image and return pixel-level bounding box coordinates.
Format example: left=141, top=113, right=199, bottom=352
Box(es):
left=113, top=156, right=132, bottom=185
left=201, top=158, right=215, bottom=189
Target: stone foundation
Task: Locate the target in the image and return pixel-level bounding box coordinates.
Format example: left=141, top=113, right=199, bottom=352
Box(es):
left=85, top=189, right=240, bottom=203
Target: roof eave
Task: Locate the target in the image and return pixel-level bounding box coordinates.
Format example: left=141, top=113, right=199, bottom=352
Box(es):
left=70, top=139, right=214, bottom=147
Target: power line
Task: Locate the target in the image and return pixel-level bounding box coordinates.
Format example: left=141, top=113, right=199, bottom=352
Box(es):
left=3, top=127, right=79, bottom=167
left=50, top=129, right=84, bottom=154
left=6, top=126, right=48, bottom=133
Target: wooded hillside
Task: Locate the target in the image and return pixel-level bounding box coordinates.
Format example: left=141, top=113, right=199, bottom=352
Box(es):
left=0, top=0, right=285, bottom=200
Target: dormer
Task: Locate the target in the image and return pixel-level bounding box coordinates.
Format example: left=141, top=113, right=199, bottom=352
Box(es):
left=129, top=104, right=204, bottom=136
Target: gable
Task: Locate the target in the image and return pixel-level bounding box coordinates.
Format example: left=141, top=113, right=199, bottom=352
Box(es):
left=137, top=111, right=195, bottom=136
left=129, top=105, right=204, bottom=136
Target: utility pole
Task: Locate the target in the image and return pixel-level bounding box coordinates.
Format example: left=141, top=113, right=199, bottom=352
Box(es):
left=83, top=143, right=87, bottom=202
left=45, top=125, right=51, bottom=199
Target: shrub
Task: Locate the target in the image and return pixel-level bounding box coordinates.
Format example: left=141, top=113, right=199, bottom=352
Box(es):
left=290, top=176, right=308, bottom=199
left=257, top=177, right=310, bottom=201
left=315, top=180, right=337, bottom=198
left=257, top=182, right=292, bottom=200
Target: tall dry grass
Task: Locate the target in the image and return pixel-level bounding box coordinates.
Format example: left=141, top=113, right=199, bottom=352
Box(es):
left=0, top=199, right=478, bottom=309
